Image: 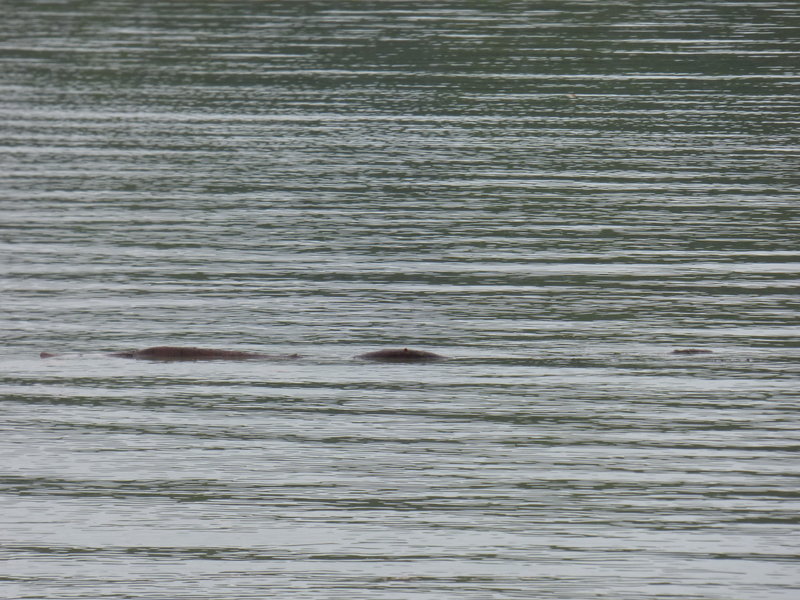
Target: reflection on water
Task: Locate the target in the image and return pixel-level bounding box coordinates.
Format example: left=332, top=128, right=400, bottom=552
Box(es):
left=1, top=1, right=799, bottom=599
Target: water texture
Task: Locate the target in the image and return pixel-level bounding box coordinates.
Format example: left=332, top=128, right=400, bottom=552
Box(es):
left=1, top=1, right=799, bottom=599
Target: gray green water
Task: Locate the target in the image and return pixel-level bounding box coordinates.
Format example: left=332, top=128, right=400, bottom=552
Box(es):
left=1, top=1, right=799, bottom=599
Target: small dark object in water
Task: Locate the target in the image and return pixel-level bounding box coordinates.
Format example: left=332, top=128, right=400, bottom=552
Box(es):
left=356, top=348, right=444, bottom=363
left=671, top=348, right=713, bottom=355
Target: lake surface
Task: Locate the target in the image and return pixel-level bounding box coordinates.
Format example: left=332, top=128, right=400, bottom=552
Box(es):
left=1, top=1, right=799, bottom=598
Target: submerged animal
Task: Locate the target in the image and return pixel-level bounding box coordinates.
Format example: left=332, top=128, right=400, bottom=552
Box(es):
left=39, top=345, right=445, bottom=363
left=40, top=345, right=714, bottom=362
left=356, top=348, right=445, bottom=362
left=112, top=346, right=296, bottom=361
left=40, top=346, right=298, bottom=361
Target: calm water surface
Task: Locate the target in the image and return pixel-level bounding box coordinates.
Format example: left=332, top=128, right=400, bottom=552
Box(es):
left=1, top=2, right=799, bottom=599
